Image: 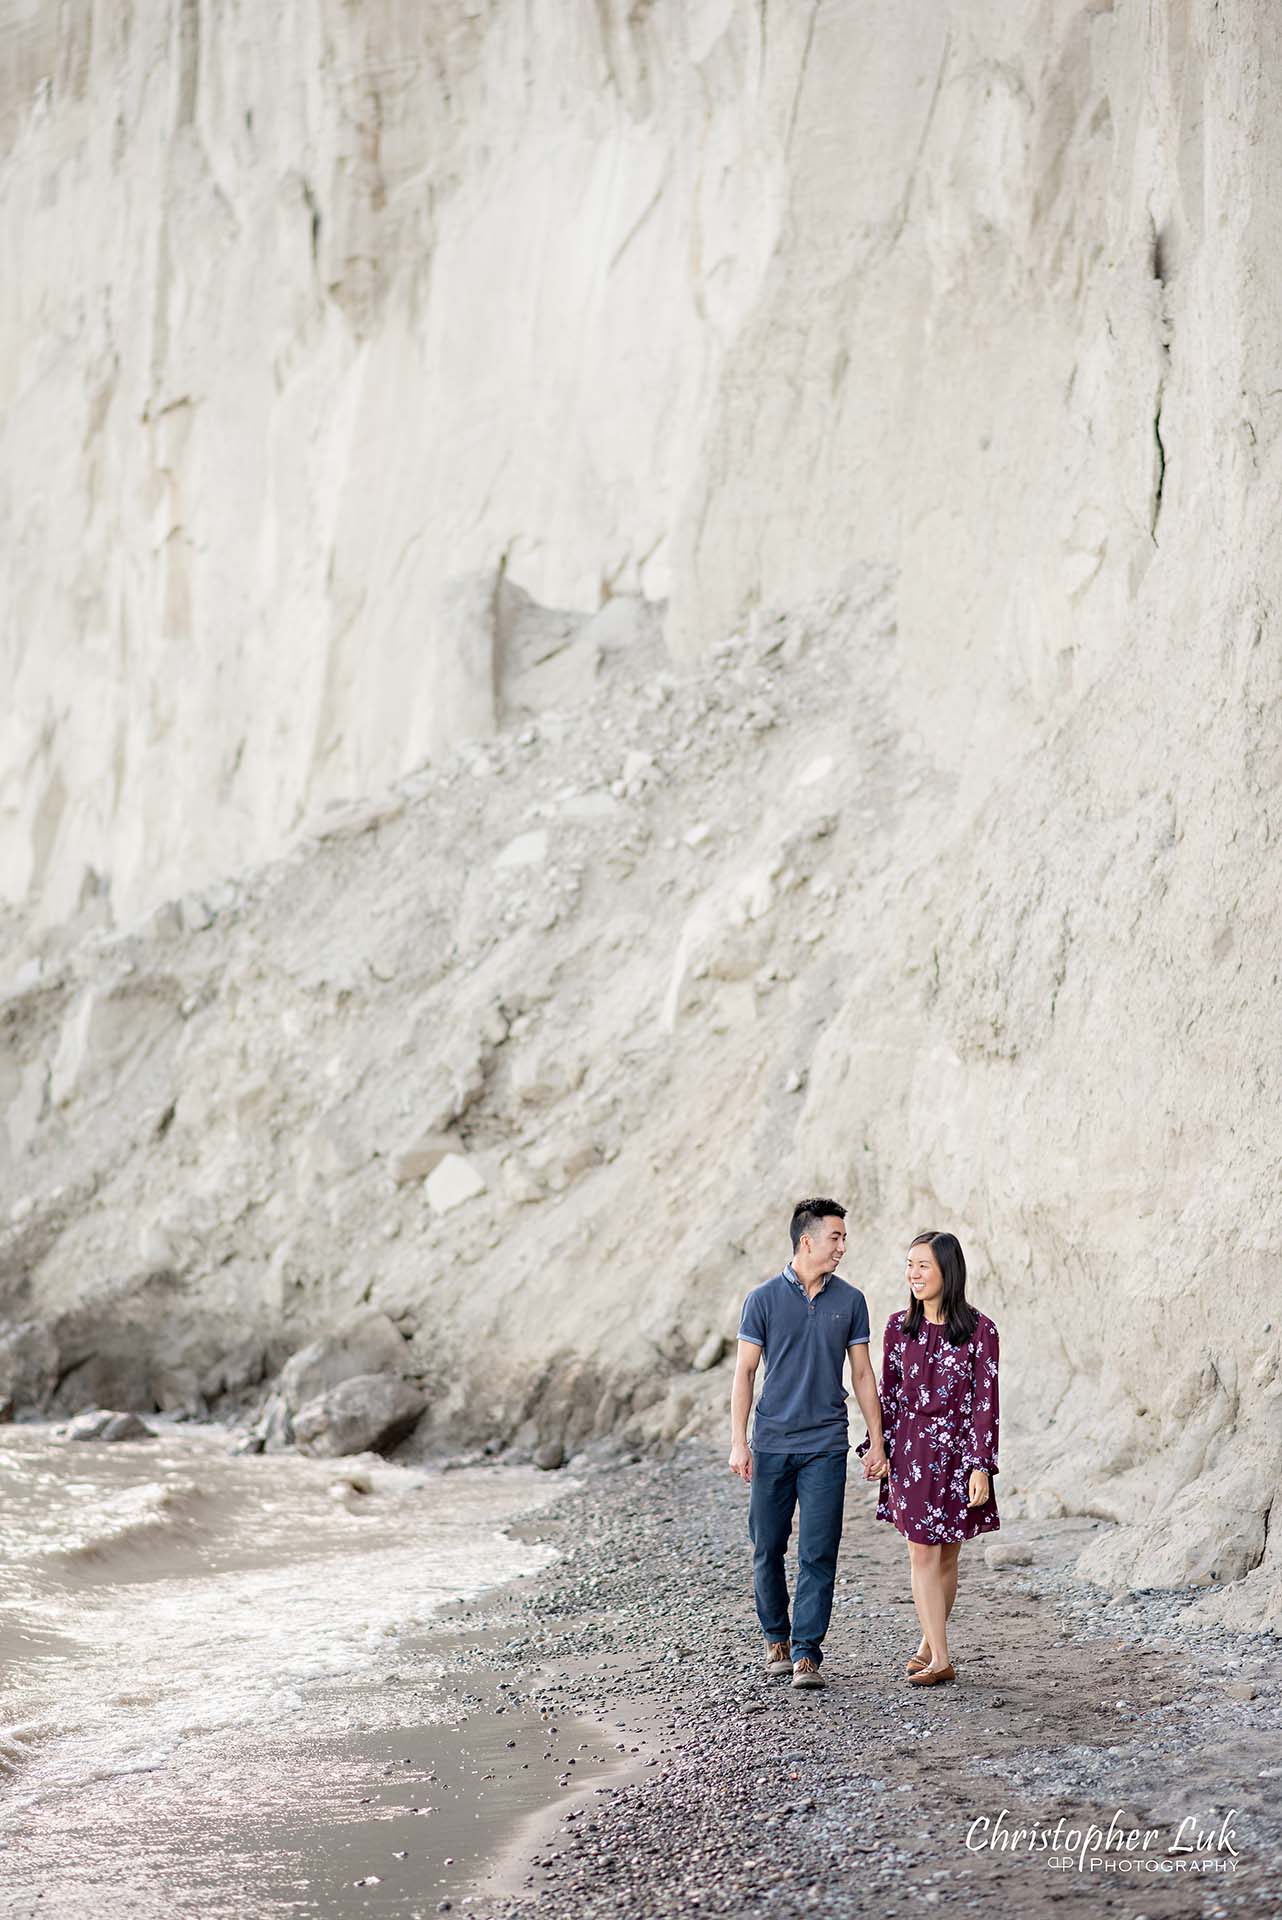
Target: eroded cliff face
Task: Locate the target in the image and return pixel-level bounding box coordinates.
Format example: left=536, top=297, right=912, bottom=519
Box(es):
left=2, top=2, right=1280, bottom=1623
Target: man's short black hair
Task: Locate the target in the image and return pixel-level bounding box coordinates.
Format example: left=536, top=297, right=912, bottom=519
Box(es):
left=790, top=1196, right=846, bottom=1252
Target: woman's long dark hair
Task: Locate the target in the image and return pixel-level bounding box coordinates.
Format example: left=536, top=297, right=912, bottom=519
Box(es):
left=903, top=1229, right=978, bottom=1346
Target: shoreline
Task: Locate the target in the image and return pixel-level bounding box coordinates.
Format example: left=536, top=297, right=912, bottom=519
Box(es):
left=1, top=1431, right=1280, bottom=1916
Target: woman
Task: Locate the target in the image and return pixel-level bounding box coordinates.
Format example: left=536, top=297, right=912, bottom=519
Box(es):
left=856, top=1229, right=999, bottom=1685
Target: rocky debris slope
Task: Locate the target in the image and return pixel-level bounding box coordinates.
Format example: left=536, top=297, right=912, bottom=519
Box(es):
left=2, top=572, right=1280, bottom=1634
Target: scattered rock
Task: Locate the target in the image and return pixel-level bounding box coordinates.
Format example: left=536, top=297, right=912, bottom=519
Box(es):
left=1224, top=1681, right=1258, bottom=1702
left=984, top=1542, right=1034, bottom=1569
left=424, top=1153, right=488, bottom=1214
left=533, top=1440, right=566, bottom=1471
left=797, top=754, right=834, bottom=787
left=500, top=1154, right=545, bottom=1204
left=293, top=1374, right=427, bottom=1457
left=66, top=1409, right=155, bottom=1442
left=178, top=894, right=215, bottom=933
left=280, top=1312, right=411, bottom=1413
left=494, top=829, right=550, bottom=869
left=558, top=791, right=620, bottom=822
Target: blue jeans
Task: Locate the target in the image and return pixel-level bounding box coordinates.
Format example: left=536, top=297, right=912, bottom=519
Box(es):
left=748, top=1449, right=848, bottom=1665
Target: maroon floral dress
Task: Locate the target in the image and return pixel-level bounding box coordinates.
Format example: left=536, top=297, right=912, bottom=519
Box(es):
left=856, top=1308, right=1000, bottom=1544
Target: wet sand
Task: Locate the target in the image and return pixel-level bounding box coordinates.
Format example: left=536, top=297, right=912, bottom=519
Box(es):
left=0, top=1424, right=571, bottom=1919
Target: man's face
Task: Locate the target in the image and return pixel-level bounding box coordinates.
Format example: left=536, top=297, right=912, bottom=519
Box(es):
left=804, top=1218, right=846, bottom=1271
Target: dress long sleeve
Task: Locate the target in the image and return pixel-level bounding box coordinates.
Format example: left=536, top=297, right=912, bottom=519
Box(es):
left=856, top=1313, right=902, bottom=1461
left=962, top=1315, right=1000, bottom=1475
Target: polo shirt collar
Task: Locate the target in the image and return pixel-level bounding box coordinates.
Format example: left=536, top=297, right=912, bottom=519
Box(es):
left=784, top=1261, right=831, bottom=1296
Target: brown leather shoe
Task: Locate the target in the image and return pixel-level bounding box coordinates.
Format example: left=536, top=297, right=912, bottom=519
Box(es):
left=909, top=1662, right=956, bottom=1686
left=792, top=1657, right=825, bottom=1689
left=905, top=1653, right=930, bottom=1675
left=764, top=1639, right=792, bottom=1675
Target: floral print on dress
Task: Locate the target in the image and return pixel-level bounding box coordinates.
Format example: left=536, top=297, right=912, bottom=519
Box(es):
left=856, top=1308, right=1000, bottom=1545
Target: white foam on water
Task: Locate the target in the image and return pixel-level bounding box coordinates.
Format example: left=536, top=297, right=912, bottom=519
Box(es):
left=0, top=1421, right=565, bottom=1857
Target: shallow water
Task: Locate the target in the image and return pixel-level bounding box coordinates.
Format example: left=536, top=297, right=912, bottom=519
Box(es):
left=0, top=1420, right=566, bottom=1915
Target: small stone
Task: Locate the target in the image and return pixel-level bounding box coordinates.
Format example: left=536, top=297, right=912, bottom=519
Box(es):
left=424, top=1153, right=487, bottom=1214
left=622, top=749, right=657, bottom=787
left=683, top=822, right=711, bottom=847
left=984, top=1542, right=1034, bottom=1569
left=797, top=754, right=833, bottom=788
left=533, top=1441, right=565, bottom=1472
left=179, top=894, right=215, bottom=932
left=558, top=792, right=619, bottom=822
left=494, top=829, right=549, bottom=870
left=1225, top=1681, right=1257, bottom=1702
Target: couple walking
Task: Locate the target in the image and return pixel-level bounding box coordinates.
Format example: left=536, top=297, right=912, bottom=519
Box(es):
left=728, top=1198, right=1000, bottom=1688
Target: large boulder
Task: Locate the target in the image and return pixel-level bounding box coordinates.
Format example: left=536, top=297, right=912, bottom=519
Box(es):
left=279, top=1311, right=411, bottom=1414
left=292, top=1375, right=427, bottom=1458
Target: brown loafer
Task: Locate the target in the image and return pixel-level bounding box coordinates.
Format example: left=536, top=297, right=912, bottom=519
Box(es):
left=905, top=1653, right=930, bottom=1675
left=909, top=1662, right=955, bottom=1686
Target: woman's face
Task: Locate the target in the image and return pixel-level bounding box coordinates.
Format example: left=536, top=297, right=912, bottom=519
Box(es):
left=906, top=1241, right=943, bottom=1308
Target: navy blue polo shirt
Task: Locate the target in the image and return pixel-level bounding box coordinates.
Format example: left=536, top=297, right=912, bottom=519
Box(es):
left=737, top=1263, right=870, bottom=1454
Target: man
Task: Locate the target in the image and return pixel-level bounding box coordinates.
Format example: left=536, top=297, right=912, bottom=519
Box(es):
left=729, top=1197, right=886, bottom=1689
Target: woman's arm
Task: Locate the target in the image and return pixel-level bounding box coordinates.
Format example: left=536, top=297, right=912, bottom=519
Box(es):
left=963, top=1315, right=1000, bottom=1477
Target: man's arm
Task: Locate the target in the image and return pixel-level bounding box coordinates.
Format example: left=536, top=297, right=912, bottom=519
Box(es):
left=729, top=1339, right=761, bottom=1482
left=849, top=1344, right=886, bottom=1479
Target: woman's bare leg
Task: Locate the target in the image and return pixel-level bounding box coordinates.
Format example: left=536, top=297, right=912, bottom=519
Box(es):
left=913, top=1540, right=962, bottom=1660
left=908, top=1544, right=923, bottom=1656
left=941, top=1540, right=961, bottom=1623
left=907, top=1541, right=949, bottom=1669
